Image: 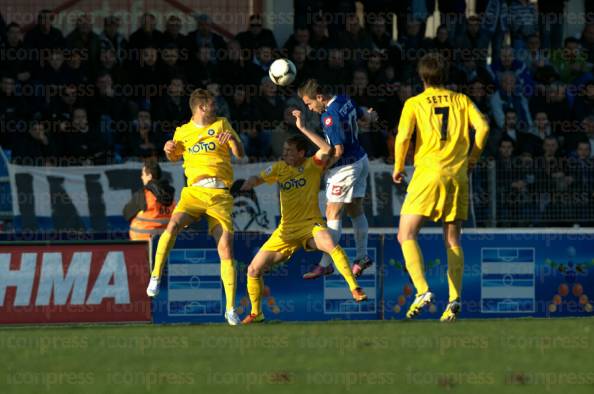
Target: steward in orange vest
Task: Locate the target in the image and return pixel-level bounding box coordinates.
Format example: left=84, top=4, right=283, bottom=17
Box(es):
left=123, top=161, right=175, bottom=240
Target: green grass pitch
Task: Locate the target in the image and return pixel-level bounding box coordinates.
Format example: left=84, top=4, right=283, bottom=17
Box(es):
left=1, top=318, right=593, bottom=394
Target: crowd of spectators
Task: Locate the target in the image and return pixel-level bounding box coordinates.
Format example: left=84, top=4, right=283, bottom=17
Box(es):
left=1, top=1, right=594, bottom=224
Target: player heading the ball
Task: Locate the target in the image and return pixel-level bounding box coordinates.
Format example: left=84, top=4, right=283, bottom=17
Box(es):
left=297, top=78, right=377, bottom=280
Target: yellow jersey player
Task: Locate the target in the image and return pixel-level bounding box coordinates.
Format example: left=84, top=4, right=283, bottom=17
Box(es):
left=393, top=53, right=489, bottom=322
left=240, top=121, right=367, bottom=324
left=146, top=88, right=245, bottom=326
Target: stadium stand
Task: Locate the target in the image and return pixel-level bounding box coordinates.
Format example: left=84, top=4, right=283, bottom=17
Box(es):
left=0, top=1, right=593, bottom=228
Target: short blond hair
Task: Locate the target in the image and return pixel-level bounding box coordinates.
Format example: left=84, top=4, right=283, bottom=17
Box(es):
left=297, top=78, right=331, bottom=99
left=189, top=88, right=214, bottom=113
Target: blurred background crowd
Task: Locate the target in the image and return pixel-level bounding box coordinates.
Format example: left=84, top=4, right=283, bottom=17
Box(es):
left=1, top=0, right=594, bottom=226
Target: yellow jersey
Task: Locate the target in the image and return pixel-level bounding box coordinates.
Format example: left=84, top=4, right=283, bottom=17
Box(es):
left=173, top=117, right=240, bottom=187
left=260, top=157, right=324, bottom=228
left=395, top=86, right=489, bottom=174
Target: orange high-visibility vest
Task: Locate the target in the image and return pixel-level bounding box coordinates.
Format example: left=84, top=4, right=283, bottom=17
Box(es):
left=129, top=189, right=175, bottom=240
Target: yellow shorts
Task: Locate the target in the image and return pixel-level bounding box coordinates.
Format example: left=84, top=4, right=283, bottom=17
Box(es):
left=172, top=186, right=234, bottom=234
left=260, top=218, right=326, bottom=258
left=401, top=168, right=468, bottom=222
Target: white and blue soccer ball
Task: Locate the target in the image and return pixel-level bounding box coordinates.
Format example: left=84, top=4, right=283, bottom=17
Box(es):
left=268, top=58, right=297, bottom=86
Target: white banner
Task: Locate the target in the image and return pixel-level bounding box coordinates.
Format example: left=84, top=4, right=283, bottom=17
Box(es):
left=8, top=160, right=410, bottom=232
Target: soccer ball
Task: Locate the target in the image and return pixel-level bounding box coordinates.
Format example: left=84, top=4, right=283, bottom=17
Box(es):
left=269, top=58, right=297, bottom=86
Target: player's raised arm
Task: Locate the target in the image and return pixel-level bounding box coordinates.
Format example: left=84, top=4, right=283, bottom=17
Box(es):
left=393, top=99, right=416, bottom=183
left=242, top=161, right=281, bottom=191
left=292, top=110, right=329, bottom=150
left=292, top=109, right=335, bottom=166
left=466, top=96, right=490, bottom=171
left=163, top=140, right=183, bottom=162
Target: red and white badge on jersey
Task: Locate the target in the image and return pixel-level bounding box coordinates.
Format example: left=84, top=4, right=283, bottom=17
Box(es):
left=323, top=116, right=333, bottom=127
left=331, top=185, right=343, bottom=196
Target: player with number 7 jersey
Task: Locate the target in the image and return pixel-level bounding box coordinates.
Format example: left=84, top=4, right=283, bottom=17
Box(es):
left=395, top=76, right=489, bottom=220
left=393, top=53, right=489, bottom=322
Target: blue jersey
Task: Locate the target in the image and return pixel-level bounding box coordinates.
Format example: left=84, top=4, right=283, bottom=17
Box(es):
left=321, top=95, right=367, bottom=167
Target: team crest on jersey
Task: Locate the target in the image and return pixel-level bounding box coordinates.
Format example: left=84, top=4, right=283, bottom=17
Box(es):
left=324, top=116, right=333, bottom=126
left=264, top=166, right=273, bottom=175
left=298, top=166, right=304, bottom=173
left=207, top=129, right=215, bottom=136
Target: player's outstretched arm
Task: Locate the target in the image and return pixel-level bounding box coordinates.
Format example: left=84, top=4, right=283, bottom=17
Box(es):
left=164, top=140, right=183, bottom=162
left=240, top=176, right=265, bottom=191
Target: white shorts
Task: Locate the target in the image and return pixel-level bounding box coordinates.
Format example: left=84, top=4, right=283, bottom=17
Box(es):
left=325, top=156, right=369, bottom=203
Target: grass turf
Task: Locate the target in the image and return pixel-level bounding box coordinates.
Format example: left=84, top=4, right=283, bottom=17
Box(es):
left=1, top=318, right=593, bottom=394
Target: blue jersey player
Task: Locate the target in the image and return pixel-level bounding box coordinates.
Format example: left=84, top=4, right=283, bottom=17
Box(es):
left=295, top=79, right=377, bottom=279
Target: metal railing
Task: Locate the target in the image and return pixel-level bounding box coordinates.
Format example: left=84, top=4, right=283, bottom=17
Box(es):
left=473, top=157, right=594, bottom=227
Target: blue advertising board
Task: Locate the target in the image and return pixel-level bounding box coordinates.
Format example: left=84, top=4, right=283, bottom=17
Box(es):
left=383, top=230, right=594, bottom=319
left=151, top=230, right=594, bottom=323
left=151, top=232, right=383, bottom=323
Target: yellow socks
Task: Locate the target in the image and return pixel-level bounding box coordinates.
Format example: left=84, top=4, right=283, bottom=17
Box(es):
left=330, top=246, right=359, bottom=291
left=220, top=259, right=236, bottom=311
left=152, top=232, right=239, bottom=311
left=151, top=230, right=176, bottom=278
left=401, top=239, right=429, bottom=295
left=447, top=246, right=464, bottom=302
left=247, top=275, right=263, bottom=316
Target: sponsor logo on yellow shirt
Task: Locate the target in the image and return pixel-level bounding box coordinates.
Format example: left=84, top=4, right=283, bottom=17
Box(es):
left=188, top=141, right=216, bottom=154
left=279, top=178, right=307, bottom=191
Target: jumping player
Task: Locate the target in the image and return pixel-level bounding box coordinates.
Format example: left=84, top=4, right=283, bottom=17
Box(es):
left=146, top=88, right=244, bottom=326
left=297, top=79, right=376, bottom=279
